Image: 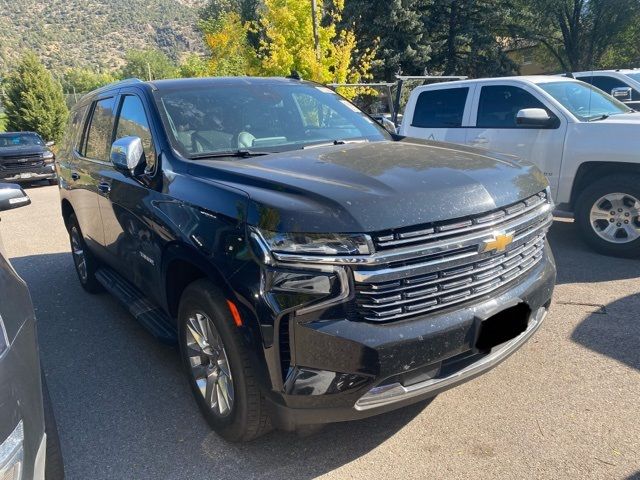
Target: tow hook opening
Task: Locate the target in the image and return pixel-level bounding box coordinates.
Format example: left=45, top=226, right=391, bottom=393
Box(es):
left=476, top=303, right=531, bottom=352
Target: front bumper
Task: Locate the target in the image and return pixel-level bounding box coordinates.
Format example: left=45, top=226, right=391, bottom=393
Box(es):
left=0, top=164, right=56, bottom=183
left=266, top=245, right=556, bottom=430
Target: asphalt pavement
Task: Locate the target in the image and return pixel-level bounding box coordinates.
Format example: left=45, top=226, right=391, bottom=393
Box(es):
left=1, top=184, right=639, bottom=480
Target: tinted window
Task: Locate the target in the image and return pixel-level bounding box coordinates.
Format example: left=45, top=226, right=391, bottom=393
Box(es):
left=411, top=88, right=469, bottom=128
left=115, top=95, right=157, bottom=172
left=84, top=98, right=115, bottom=160
left=477, top=86, right=547, bottom=128
left=578, top=75, right=640, bottom=101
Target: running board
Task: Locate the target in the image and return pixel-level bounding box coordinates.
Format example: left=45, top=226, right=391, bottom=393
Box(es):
left=95, top=268, right=177, bottom=344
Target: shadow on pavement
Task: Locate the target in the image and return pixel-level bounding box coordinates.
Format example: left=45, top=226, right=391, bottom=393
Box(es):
left=11, top=252, right=427, bottom=479
left=547, top=220, right=640, bottom=285
left=571, top=292, right=640, bottom=371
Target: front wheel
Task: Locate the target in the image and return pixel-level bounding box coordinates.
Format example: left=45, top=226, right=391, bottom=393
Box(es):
left=575, top=174, right=640, bottom=257
left=67, top=214, right=103, bottom=293
left=178, top=280, right=271, bottom=442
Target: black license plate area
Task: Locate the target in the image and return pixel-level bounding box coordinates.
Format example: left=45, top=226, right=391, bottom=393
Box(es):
left=476, top=303, right=531, bottom=352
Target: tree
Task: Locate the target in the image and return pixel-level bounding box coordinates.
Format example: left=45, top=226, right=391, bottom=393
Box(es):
left=256, top=0, right=374, bottom=84
left=203, top=11, right=258, bottom=76
left=343, top=0, right=433, bottom=80
left=120, top=49, right=177, bottom=80
left=511, top=0, right=640, bottom=71
left=178, top=54, right=212, bottom=78
left=61, top=68, right=115, bottom=94
left=425, top=0, right=517, bottom=77
left=3, top=52, right=68, bottom=143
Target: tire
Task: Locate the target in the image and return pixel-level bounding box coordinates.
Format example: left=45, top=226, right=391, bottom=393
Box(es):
left=42, top=376, right=65, bottom=480
left=178, top=279, right=271, bottom=442
left=67, top=213, right=104, bottom=293
left=575, top=174, right=640, bottom=257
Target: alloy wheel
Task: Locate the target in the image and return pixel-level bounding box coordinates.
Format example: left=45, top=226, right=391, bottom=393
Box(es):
left=589, top=192, right=640, bottom=244
left=70, top=227, right=88, bottom=281
left=185, top=312, right=235, bottom=417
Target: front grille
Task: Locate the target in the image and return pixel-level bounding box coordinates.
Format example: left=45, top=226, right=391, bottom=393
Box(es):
left=353, top=191, right=552, bottom=322
left=374, top=191, right=548, bottom=250
left=0, top=154, right=44, bottom=170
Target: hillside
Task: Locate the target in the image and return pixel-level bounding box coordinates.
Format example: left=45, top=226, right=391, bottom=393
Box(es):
left=0, top=0, right=206, bottom=73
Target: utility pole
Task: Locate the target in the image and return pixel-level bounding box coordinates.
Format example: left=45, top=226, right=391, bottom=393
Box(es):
left=147, top=62, right=153, bottom=81
left=311, top=0, right=320, bottom=61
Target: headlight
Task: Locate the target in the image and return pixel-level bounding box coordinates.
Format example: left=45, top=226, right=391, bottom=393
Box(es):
left=258, top=230, right=372, bottom=256
left=0, top=421, right=24, bottom=480
left=42, top=152, right=55, bottom=163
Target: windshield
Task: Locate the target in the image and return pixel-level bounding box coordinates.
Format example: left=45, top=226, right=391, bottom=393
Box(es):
left=625, top=72, right=640, bottom=83
left=539, top=81, right=632, bottom=121
left=155, top=82, right=389, bottom=158
left=0, top=132, right=45, bottom=148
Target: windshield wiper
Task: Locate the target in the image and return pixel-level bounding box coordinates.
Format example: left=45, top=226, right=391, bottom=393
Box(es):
left=587, top=114, right=610, bottom=122
left=189, top=149, right=271, bottom=160
left=302, top=139, right=367, bottom=149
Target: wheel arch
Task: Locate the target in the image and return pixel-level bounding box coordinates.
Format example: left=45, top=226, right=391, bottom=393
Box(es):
left=570, top=162, right=640, bottom=208
left=60, top=198, right=75, bottom=231
left=162, top=242, right=236, bottom=321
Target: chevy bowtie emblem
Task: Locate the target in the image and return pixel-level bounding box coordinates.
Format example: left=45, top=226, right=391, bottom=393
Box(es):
left=481, top=232, right=514, bottom=253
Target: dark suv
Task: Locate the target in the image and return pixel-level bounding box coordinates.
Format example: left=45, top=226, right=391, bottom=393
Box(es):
left=57, top=77, right=556, bottom=441
left=0, top=132, right=57, bottom=185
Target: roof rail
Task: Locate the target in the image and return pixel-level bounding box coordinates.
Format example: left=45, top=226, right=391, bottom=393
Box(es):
left=79, top=78, right=144, bottom=101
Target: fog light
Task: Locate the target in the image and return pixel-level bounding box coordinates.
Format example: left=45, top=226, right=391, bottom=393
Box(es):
left=0, top=421, right=24, bottom=480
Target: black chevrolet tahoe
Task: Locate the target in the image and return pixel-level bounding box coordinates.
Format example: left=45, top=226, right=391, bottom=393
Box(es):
left=57, top=77, right=556, bottom=442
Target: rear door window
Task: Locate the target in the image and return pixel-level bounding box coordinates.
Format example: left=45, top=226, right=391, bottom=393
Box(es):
left=411, top=88, right=469, bottom=128
left=476, top=85, right=547, bottom=128
left=83, top=97, right=116, bottom=161
left=577, top=75, right=640, bottom=101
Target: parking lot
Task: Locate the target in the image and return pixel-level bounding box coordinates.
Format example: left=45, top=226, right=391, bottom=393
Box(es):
left=1, top=184, right=638, bottom=479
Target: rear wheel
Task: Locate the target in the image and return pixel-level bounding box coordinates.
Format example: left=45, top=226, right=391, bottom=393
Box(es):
left=178, top=280, right=271, bottom=442
left=67, top=214, right=103, bottom=293
left=575, top=174, right=640, bottom=257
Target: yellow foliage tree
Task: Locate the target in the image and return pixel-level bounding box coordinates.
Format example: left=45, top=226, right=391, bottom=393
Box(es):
left=256, top=0, right=375, bottom=85
left=204, top=11, right=258, bottom=76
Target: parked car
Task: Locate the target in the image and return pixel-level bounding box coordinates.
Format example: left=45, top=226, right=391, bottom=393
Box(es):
left=400, top=76, right=640, bottom=257
left=570, top=69, right=640, bottom=110
left=0, top=183, right=64, bottom=479
left=57, top=77, right=555, bottom=441
left=0, top=133, right=57, bottom=186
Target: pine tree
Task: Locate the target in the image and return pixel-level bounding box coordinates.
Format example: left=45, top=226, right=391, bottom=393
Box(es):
left=3, top=52, right=68, bottom=143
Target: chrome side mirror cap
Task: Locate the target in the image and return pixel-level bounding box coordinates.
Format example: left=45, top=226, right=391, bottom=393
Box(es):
left=0, top=183, right=31, bottom=212
left=45, top=140, right=55, bottom=147
left=611, top=87, right=633, bottom=102
left=110, top=136, right=144, bottom=174
left=516, top=108, right=558, bottom=128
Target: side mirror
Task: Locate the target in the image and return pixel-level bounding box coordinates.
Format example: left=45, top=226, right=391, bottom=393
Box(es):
left=611, top=87, right=632, bottom=103
left=0, top=183, right=31, bottom=212
left=374, top=116, right=397, bottom=134
left=516, top=108, right=558, bottom=128
left=110, top=136, right=144, bottom=174
left=45, top=140, right=55, bottom=147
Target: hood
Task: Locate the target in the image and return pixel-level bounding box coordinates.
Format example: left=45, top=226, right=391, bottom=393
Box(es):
left=0, top=144, right=47, bottom=159
left=188, top=140, right=548, bottom=233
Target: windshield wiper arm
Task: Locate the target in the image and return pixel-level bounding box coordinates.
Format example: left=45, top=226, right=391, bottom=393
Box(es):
left=302, top=139, right=367, bottom=149
left=587, top=114, right=610, bottom=122
left=189, top=149, right=271, bottom=160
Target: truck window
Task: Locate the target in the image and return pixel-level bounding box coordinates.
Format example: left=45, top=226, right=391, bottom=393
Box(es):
left=83, top=97, right=116, bottom=161
left=115, top=95, right=157, bottom=172
left=411, top=88, right=469, bottom=128
left=577, top=75, right=640, bottom=101
left=477, top=86, right=546, bottom=128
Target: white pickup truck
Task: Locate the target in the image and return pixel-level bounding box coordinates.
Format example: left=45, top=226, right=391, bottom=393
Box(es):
left=399, top=76, right=640, bottom=257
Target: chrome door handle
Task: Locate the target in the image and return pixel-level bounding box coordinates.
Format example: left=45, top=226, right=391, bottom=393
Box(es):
left=472, top=136, right=489, bottom=145
left=98, top=182, right=111, bottom=194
